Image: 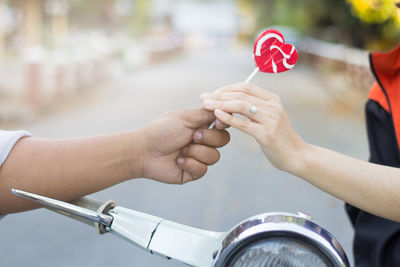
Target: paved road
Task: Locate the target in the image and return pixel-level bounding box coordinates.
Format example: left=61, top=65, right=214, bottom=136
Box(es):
left=0, top=47, right=368, bottom=266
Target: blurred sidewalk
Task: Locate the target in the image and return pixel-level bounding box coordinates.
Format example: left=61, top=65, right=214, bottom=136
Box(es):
left=0, top=31, right=183, bottom=126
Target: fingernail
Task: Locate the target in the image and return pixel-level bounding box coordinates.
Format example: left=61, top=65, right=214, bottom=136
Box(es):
left=203, top=99, right=215, bottom=108
left=177, top=158, right=184, bottom=165
left=200, top=92, right=211, bottom=99
left=182, top=146, right=188, bottom=155
left=193, top=131, right=202, bottom=142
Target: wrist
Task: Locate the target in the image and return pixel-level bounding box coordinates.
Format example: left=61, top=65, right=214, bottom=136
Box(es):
left=122, top=129, right=145, bottom=179
left=285, top=142, right=316, bottom=177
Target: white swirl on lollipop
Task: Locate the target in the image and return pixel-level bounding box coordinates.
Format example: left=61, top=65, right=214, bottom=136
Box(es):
left=255, top=33, right=284, bottom=56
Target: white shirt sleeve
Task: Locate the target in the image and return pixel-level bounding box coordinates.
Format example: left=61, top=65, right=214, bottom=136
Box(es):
left=0, top=130, right=31, bottom=168
left=0, top=130, right=30, bottom=218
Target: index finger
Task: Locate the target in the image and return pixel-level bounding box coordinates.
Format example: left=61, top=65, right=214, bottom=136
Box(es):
left=192, top=128, right=230, bottom=148
left=215, top=83, right=278, bottom=101
left=179, top=108, right=216, bottom=129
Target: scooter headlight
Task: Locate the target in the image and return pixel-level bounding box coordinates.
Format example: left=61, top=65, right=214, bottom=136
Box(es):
left=213, top=212, right=349, bottom=267
left=229, top=237, right=329, bottom=267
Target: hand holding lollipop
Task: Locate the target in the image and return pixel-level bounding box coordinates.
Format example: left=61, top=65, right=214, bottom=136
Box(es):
left=201, top=28, right=304, bottom=170
left=208, top=29, right=298, bottom=129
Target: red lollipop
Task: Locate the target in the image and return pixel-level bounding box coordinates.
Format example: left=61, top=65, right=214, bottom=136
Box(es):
left=244, top=29, right=298, bottom=83
left=254, top=29, right=298, bottom=73
left=208, top=29, right=298, bottom=129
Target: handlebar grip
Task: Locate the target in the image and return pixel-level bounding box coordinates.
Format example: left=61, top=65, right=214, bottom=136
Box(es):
left=47, top=196, right=116, bottom=234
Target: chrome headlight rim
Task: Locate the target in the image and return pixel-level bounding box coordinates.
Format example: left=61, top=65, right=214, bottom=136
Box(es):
left=212, top=212, right=349, bottom=267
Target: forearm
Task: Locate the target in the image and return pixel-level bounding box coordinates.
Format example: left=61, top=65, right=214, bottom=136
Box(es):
left=0, top=130, right=143, bottom=214
left=291, top=144, right=400, bottom=222
left=201, top=83, right=400, bottom=222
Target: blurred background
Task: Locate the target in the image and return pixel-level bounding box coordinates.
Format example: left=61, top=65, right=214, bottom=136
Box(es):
left=0, top=0, right=399, bottom=266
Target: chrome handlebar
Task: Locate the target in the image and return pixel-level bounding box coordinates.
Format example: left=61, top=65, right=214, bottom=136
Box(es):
left=11, top=188, right=350, bottom=267
left=11, top=189, right=116, bottom=234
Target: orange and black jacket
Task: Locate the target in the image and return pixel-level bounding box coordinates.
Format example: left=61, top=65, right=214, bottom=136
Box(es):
left=346, top=44, right=400, bottom=267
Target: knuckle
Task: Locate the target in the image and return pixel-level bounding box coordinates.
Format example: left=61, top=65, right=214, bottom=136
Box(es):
left=247, top=82, right=255, bottom=90
left=197, top=165, right=207, bottom=178
left=276, top=109, right=285, bottom=120
left=223, top=130, right=231, bottom=144
left=214, top=131, right=230, bottom=147
left=239, top=101, right=248, bottom=112
left=236, top=118, right=247, bottom=129
left=264, top=130, right=277, bottom=143
left=218, top=101, right=227, bottom=110
left=238, top=92, right=247, bottom=100
left=225, top=113, right=234, bottom=124
left=271, top=102, right=283, bottom=115
left=215, top=150, right=221, bottom=161
left=181, top=158, right=190, bottom=169
left=271, top=110, right=280, bottom=120
left=243, top=85, right=251, bottom=94
left=273, top=94, right=281, bottom=102
left=269, top=116, right=279, bottom=129
left=181, top=147, right=189, bottom=157
left=188, top=144, right=198, bottom=155
left=248, top=83, right=257, bottom=94
left=211, top=150, right=220, bottom=164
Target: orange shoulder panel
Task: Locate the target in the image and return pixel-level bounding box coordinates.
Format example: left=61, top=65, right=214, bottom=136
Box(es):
left=370, top=44, right=400, bottom=150
left=368, top=82, right=389, bottom=113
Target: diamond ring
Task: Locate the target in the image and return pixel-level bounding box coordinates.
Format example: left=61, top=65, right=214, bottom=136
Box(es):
left=248, top=105, right=257, bottom=120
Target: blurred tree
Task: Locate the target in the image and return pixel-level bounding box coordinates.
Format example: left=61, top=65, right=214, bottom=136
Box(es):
left=348, top=0, right=396, bottom=23
left=68, top=0, right=112, bottom=30
left=22, top=0, right=43, bottom=48
left=44, top=0, right=70, bottom=46
left=249, top=0, right=400, bottom=49
left=346, top=0, right=399, bottom=49
left=67, top=0, right=149, bottom=36
left=128, top=0, right=150, bottom=35
left=237, top=0, right=257, bottom=39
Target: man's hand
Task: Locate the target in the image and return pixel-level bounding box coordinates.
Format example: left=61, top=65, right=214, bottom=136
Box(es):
left=139, top=109, right=230, bottom=184
left=0, top=109, right=228, bottom=213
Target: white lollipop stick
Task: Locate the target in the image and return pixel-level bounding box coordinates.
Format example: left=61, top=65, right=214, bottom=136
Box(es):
left=208, top=67, right=259, bottom=129
left=244, top=67, right=259, bottom=83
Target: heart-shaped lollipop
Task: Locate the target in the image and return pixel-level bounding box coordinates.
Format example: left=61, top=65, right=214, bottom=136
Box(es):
left=208, top=29, right=298, bottom=129
left=254, top=29, right=298, bottom=73
left=244, top=29, right=298, bottom=83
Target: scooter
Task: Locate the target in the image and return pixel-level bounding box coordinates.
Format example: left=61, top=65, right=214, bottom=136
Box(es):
left=12, top=189, right=350, bottom=267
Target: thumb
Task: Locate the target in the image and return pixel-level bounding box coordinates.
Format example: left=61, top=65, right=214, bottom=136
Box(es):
left=180, top=109, right=216, bottom=129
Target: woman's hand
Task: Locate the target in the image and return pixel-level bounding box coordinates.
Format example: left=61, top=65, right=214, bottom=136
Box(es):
left=200, top=83, right=308, bottom=172
left=139, top=109, right=230, bottom=184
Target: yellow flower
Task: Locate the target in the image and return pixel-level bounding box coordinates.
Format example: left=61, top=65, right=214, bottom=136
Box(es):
left=347, top=0, right=397, bottom=23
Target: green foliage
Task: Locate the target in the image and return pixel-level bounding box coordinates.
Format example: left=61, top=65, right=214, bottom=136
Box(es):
left=250, top=0, right=400, bottom=49
left=347, top=0, right=396, bottom=23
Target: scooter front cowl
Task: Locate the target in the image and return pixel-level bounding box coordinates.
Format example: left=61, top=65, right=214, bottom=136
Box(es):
left=11, top=189, right=350, bottom=267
